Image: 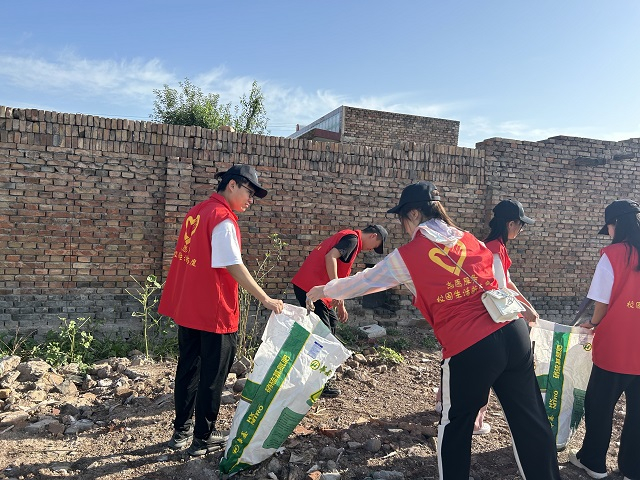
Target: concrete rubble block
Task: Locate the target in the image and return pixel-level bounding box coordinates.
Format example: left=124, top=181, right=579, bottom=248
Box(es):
left=17, top=360, right=52, bottom=382
left=27, top=389, right=48, bottom=402
left=64, top=418, right=94, bottom=435
left=39, top=372, right=65, bottom=391
left=0, top=411, right=29, bottom=427
left=232, top=378, right=247, bottom=393
left=358, top=324, right=387, bottom=339
left=230, top=356, right=251, bottom=377
left=0, top=356, right=21, bottom=376
left=25, top=417, right=60, bottom=434
left=0, top=370, right=21, bottom=388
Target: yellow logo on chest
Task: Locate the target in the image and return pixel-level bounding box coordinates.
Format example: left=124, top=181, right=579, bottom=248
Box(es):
left=183, top=215, right=200, bottom=246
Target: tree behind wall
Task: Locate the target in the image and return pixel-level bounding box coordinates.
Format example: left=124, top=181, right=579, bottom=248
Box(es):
left=151, top=78, right=269, bottom=134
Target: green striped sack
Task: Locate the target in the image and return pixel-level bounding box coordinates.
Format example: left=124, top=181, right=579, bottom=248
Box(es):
left=530, top=318, right=594, bottom=450
left=219, top=303, right=352, bottom=475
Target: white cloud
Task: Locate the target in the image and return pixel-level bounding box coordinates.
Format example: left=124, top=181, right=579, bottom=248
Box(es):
left=459, top=116, right=640, bottom=148
left=0, top=52, right=175, bottom=106
left=4, top=52, right=634, bottom=145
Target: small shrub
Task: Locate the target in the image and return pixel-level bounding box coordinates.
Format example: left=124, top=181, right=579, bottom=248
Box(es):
left=421, top=334, right=439, bottom=351
left=238, top=233, right=287, bottom=361
left=375, top=345, right=404, bottom=365
left=127, top=274, right=176, bottom=358
left=386, top=327, right=401, bottom=336
left=0, top=329, right=38, bottom=359
left=335, top=323, right=368, bottom=348
left=32, top=317, right=96, bottom=368
left=384, top=337, right=411, bottom=352
left=90, top=332, right=142, bottom=360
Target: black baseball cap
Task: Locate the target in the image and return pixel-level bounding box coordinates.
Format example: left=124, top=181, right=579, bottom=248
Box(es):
left=492, top=199, right=534, bottom=224
left=370, top=224, right=388, bottom=254
left=387, top=181, right=441, bottom=214
left=214, top=164, right=267, bottom=198
left=598, top=199, right=640, bottom=235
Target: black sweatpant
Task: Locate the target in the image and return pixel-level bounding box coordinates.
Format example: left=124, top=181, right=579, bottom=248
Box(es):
left=439, top=318, right=560, bottom=480
left=293, top=283, right=338, bottom=334
left=173, top=325, right=237, bottom=440
left=577, top=364, right=640, bottom=479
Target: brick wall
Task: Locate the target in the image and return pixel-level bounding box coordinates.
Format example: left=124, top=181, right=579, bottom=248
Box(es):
left=1, top=105, right=639, bottom=335
left=342, top=106, right=459, bottom=148
left=479, top=135, right=640, bottom=320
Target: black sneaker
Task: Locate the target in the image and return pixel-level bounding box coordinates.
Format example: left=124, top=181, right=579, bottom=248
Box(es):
left=187, top=430, right=229, bottom=457
left=167, top=428, right=193, bottom=450
left=321, top=380, right=341, bottom=398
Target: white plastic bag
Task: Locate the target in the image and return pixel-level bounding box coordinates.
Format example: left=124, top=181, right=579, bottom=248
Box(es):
left=530, top=318, right=594, bottom=450
left=219, top=304, right=352, bottom=475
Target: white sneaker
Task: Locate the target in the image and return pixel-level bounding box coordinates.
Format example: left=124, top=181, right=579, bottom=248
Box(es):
left=473, top=422, right=491, bottom=435
left=568, top=450, right=608, bottom=479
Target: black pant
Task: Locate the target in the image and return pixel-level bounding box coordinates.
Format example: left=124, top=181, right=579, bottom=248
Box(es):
left=578, top=364, right=640, bottom=479
left=173, top=325, right=237, bottom=440
left=293, top=283, right=338, bottom=334
left=439, top=318, right=560, bottom=480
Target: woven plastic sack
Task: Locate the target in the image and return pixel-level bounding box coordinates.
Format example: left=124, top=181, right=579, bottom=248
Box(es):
left=530, top=318, right=594, bottom=450
left=219, top=304, right=352, bottom=475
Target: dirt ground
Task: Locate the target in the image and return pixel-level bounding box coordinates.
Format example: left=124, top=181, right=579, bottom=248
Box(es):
left=0, top=323, right=629, bottom=480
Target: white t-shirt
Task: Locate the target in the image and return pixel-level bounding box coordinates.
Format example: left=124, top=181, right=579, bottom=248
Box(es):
left=492, top=254, right=509, bottom=289
left=587, top=253, right=614, bottom=304
left=210, top=219, right=242, bottom=268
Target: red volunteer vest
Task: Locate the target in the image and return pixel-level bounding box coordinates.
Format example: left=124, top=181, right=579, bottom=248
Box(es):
left=292, top=229, right=363, bottom=307
left=592, top=243, right=640, bottom=374
left=399, top=231, right=505, bottom=358
left=485, top=238, right=512, bottom=280
left=158, top=193, right=241, bottom=333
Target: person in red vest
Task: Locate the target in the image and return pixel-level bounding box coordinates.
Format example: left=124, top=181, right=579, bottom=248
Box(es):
left=306, top=181, right=561, bottom=480
left=291, top=224, right=387, bottom=397
left=484, top=199, right=538, bottom=323
left=438, top=198, right=538, bottom=435
left=569, top=199, right=640, bottom=480
left=158, top=164, right=284, bottom=456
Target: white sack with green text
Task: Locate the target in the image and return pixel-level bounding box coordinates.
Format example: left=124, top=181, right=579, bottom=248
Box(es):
left=219, top=303, right=352, bottom=475
left=530, top=318, right=594, bottom=450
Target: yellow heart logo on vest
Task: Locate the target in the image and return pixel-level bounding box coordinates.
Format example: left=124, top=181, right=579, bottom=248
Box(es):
left=428, top=241, right=467, bottom=276
left=183, top=215, right=200, bottom=246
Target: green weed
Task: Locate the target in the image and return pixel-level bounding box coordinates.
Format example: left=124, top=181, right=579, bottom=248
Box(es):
left=238, top=233, right=287, bottom=361
left=384, top=336, right=411, bottom=352
left=30, top=317, right=95, bottom=369
left=375, top=345, right=405, bottom=365
left=127, top=274, right=176, bottom=359
left=335, top=323, right=368, bottom=348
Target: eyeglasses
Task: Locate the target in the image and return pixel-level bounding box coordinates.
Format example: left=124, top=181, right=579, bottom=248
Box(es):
left=240, top=184, right=256, bottom=198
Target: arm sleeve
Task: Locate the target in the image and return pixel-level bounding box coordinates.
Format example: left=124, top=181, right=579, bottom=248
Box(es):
left=210, top=219, right=242, bottom=268
left=492, top=253, right=507, bottom=289
left=333, top=234, right=359, bottom=262
left=323, top=249, right=415, bottom=299
left=587, top=253, right=614, bottom=304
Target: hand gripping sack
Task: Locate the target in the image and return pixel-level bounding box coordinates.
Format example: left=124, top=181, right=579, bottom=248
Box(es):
left=530, top=319, right=594, bottom=450
left=219, top=304, right=352, bottom=475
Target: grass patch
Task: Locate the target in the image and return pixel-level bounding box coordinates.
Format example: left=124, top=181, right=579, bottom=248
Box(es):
left=421, top=334, right=439, bottom=351
left=375, top=345, right=404, bottom=365
left=335, top=323, right=368, bottom=348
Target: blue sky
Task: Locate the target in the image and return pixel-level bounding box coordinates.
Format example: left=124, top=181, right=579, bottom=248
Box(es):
left=2, top=1, right=639, bottom=148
